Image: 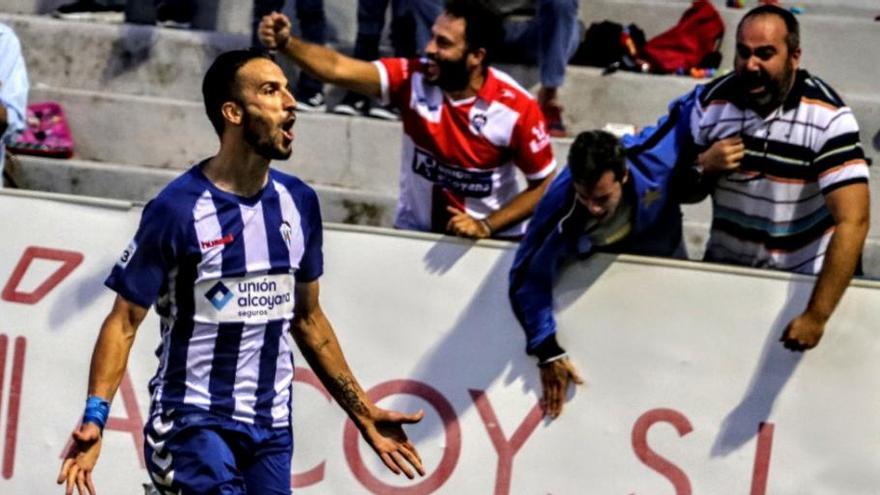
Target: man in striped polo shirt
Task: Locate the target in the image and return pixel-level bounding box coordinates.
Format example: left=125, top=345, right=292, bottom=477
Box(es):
left=680, top=5, right=870, bottom=352
left=58, top=50, right=424, bottom=495
left=259, top=0, right=558, bottom=240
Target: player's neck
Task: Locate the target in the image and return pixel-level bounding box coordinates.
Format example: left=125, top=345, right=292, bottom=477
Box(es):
left=204, top=143, right=271, bottom=198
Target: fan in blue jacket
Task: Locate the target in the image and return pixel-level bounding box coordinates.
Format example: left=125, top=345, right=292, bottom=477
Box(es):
left=508, top=90, right=700, bottom=418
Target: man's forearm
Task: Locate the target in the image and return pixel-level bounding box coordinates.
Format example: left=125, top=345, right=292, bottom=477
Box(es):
left=87, top=312, right=138, bottom=401
left=487, top=178, right=553, bottom=234
left=292, top=312, right=373, bottom=424
left=804, top=221, right=868, bottom=321
left=280, top=37, right=381, bottom=99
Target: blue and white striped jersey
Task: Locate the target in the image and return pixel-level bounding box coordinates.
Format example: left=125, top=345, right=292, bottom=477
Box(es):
left=106, top=163, right=323, bottom=428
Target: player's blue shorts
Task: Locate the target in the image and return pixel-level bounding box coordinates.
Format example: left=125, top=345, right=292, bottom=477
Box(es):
left=144, top=411, right=292, bottom=495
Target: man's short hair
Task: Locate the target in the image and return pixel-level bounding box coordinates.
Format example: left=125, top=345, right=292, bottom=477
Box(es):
left=567, top=130, right=626, bottom=186
left=737, top=5, right=800, bottom=54
left=443, top=0, right=505, bottom=67
left=202, top=49, right=273, bottom=136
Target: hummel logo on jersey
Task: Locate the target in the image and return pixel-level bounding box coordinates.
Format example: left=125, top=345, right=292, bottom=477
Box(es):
left=205, top=282, right=234, bottom=310
left=529, top=123, right=551, bottom=154
left=200, top=234, right=234, bottom=250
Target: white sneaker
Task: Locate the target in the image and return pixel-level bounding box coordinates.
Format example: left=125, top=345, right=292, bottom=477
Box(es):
left=296, top=92, right=326, bottom=113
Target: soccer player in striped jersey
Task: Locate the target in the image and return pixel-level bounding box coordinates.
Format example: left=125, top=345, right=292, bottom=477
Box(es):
left=57, top=50, right=424, bottom=495
left=258, top=0, right=558, bottom=240
left=679, top=5, right=870, bottom=352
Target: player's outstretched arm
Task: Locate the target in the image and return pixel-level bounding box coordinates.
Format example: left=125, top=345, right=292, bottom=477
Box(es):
left=258, top=12, right=382, bottom=99
left=57, top=295, right=148, bottom=495
left=291, top=281, right=425, bottom=478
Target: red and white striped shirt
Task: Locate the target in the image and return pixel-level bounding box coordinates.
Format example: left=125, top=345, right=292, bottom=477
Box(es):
left=375, top=57, right=557, bottom=237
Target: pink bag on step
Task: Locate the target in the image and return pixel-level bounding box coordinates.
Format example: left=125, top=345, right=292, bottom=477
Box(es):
left=8, top=101, right=74, bottom=158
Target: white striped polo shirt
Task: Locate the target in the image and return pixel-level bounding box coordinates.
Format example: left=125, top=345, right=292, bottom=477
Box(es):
left=690, top=70, right=870, bottom=273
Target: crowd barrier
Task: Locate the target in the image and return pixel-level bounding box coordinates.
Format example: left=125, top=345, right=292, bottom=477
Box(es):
left=0, top=190, right=878, bottom=494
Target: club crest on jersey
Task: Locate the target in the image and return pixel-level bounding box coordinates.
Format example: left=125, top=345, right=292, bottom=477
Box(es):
left=470, top=113, right=488, bottom=133
left=280, top=220, right=293, bottom=247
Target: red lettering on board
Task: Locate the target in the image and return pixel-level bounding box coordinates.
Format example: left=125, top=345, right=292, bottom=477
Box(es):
left=2, top=247, right=83, bottom=305
left=343, top=380, right=461, bottom=494
left=292, top=367, right=331, bottom=488
left=632, top=408, right=693, bottom=495
left=0, top=335, right=26, bottom=479
left=469, top=389, right=543, bottom=495
left=750, top=422, right=775, bottom=495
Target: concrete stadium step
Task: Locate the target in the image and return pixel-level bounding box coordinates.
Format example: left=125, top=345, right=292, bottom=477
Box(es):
left=553, top=67, right=880, bottom=159
left=579, top=0, right=880, bottom=97
left=28, top=85, right=575, bottom=198
left=2, top=3, right=878, bottom=102
left=14, top=155, right=398, bottom=227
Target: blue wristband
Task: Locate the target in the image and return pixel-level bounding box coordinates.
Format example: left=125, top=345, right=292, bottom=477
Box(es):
left=82, top=395, right=111, bottom=431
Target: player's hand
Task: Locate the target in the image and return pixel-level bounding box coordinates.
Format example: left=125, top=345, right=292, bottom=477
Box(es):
left=698, top=137, right=744, bottom=175
left=780, top=311, right=827, bottom=351
left=57, top=422, right=102, bottom=495
left=359, top=407, right=425, bottom=479
left=446, top=207, right=492, bottom=239
left=258, top=12, right=293, bottom=50
left=539, top=357, right=585, bottom=419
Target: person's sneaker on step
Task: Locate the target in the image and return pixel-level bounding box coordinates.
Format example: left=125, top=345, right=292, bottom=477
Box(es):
left=295, top=90, right=326, bottom=113
left=332, top=92, right=368, bottom=117
left=541, top=102, right=568, bottom=138
left=156, top=1, right=194, bottom=29
left=367, top=102, right=399, bottom=121
left=52, top=0, right=124, bottom=23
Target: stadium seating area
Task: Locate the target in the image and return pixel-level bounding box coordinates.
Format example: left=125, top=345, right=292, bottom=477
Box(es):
left=1, top=0, right=878, bottom=272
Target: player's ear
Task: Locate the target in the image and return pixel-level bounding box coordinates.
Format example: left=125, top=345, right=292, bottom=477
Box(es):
left=221, top=101, right=243, bottom=127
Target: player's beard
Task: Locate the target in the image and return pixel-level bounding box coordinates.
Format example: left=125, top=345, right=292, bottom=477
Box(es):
left=242, top=109, right=292, bottom=161
left=427, top=52, right=472, bottom=93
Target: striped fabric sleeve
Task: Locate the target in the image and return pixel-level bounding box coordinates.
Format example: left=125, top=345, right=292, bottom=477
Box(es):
left=812, top=110, right=870, bottom=194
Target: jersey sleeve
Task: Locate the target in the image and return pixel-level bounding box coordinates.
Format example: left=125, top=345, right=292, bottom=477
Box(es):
left=373, top=57, right=415, bottom=108
left=104, top=199, right=183, bottom=309
left=509, top=101, right=556, bottom=181
left=296, top=187, right=324, bottom=282
left=812, top=109, right=870, bottom=194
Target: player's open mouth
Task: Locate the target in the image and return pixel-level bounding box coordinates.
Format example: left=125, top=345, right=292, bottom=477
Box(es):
left=281, top=118, right=295, bottom=142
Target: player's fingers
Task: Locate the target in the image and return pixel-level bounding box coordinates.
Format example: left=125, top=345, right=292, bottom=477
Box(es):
left=66, top=464, right=79, bottom=495
left=394, top=409, right=424, bottom=424
left=58, top=457, right=74, bottom=483
left=568, top=363, right=585, bottom=385
left=400, top=441, right=423, bottom=467
left=547, top=379, right=563, bottom=418
left=391, top=450, right=416, bottom=479
left=86, top=471, right=97, bottom=495
left=76, top=469, right=87, bottom=495
left=379, top=452, right=402, bottom=475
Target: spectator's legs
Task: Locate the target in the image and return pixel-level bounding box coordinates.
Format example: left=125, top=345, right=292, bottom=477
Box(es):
left=504, top=0, right=579, bottom=136
left=410, top=0, right=443, bottom=53
left=292, top=0, right=327, bottom=109
left=389, top=0, right=416, bottom=58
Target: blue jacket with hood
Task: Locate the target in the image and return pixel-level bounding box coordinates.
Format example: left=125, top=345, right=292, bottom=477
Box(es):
left=508, top=87, right=702, bottom=361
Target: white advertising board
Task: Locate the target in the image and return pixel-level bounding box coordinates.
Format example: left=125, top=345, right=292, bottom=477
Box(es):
left=0, top=190, right=878, bottom=494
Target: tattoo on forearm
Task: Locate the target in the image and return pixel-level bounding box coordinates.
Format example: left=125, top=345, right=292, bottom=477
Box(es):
left=335, top=374, right=369, bottom=416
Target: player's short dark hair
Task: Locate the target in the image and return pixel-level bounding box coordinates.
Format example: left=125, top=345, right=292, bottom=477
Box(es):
left=202, top=49, right=273, bottom=136
left=737, top=5, right=800, bottom=54
left=567, top=130, right=626, bottom=187
left=443, top=0, right=505, bottom=67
